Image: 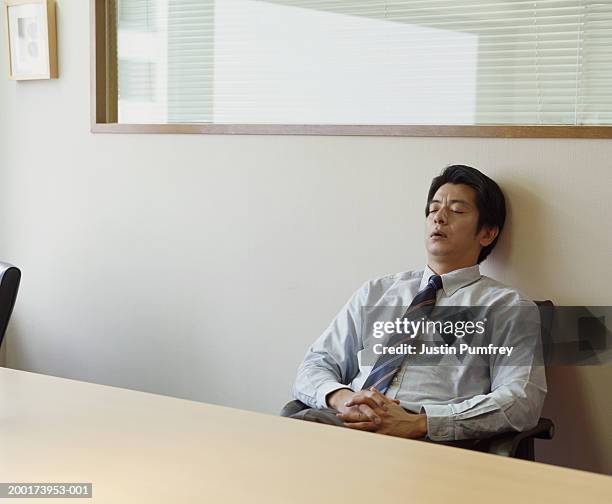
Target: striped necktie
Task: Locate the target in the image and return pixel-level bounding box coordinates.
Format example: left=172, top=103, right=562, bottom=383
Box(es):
left=361, top=274, right=443, bottom=393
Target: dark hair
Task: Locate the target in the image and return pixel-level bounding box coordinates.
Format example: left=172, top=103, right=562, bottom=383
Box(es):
left=425, top=165, right=506, bottom=263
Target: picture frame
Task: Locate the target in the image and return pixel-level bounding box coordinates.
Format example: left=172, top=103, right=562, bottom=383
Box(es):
left=3, top=0, right=57, bottom=80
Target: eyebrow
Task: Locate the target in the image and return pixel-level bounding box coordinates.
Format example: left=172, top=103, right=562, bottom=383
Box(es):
left=430, top=199, right=472, bottom=206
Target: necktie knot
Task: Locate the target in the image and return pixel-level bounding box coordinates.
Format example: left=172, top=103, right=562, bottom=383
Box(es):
left=428, top=274, right=443, bottom=292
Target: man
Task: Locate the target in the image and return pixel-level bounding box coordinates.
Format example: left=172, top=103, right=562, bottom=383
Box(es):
left=284, top=165, right=546, bottom=445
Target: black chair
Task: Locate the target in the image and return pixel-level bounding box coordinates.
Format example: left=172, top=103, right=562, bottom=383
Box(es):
left=485, top=300, right=555, bottom=460
left=0, top=261, right=21, bottom=348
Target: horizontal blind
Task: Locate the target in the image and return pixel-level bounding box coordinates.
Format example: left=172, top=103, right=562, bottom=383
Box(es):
left=116, top=0, right=612, bottom=125
left=117, top=0, right=214, bottom=123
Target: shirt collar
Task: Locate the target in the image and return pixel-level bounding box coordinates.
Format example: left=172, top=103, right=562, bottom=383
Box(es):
left=419, top=264, right=482, bottom=297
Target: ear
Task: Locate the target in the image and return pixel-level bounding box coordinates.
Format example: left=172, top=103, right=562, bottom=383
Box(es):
left=479, top=226, right=499, bottom=247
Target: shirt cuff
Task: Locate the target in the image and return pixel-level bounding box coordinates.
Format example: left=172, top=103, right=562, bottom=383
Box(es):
left=317, top=382, right=353, bottom=409
left=421, top=404, right=455, bottom=441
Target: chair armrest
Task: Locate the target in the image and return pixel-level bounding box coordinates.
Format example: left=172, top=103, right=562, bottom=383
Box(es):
left=486, top=417, right=555, bottom=458
left=509, top=417, right=555, bottom=457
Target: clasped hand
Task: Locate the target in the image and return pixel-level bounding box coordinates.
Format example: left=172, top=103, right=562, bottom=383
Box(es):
left=332, top=387, right=427, bottom=439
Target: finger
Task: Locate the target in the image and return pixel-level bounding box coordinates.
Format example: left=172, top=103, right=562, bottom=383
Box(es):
left=368, top=387, right=388, bottom=401
left=343, top=421, right=378, bottom=432
left=345, top=393, right=387, bottom=411
left=337, top=414, right=372, bottom=424
left=358, top=404, right=382, bottom=424
left=338, top=405, right=381, bottom=424
left=368, top=388, right=396, bottom=407
left=364, top=390, right=388, bottom=409
left=336, top=411, right=369, bottom=422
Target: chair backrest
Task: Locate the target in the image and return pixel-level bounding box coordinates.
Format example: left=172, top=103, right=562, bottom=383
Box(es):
left=0, top=262, right=21, bottom=348
left=534, top=300, right=554, bottom=365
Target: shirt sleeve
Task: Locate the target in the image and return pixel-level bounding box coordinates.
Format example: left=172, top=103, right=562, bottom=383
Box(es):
left=421, top=301, right=547, bottom=441
left=292, top=281, right=370, bottom=409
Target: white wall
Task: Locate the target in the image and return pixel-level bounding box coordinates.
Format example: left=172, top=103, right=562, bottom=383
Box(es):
left=1, top=1, right=610, bottom=474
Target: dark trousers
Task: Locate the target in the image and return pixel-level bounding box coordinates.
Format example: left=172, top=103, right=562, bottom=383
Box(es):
left=281, top=399, right=345, bottom=426
left=280, top=400, right=491, bottom=452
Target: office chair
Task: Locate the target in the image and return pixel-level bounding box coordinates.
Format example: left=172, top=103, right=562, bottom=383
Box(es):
left=485, top=300, right=555, bottom=460
left=0, top=261, right=21, bottom=348
left=281, top=300, right=556, bottom=461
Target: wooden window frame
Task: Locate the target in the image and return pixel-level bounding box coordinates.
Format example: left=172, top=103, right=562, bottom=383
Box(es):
left=90, top=0, right=612, bottom=138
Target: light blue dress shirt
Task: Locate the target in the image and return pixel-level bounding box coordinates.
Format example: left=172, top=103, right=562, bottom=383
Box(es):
left=292, top=265, right=547, bottom=441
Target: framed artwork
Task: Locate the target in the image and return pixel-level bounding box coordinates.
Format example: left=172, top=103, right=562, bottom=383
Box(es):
left=3, top=0, right=57, bottom=80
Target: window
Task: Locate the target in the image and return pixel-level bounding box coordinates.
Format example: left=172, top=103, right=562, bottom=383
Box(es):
left=92, top=0, right=612, bottom=137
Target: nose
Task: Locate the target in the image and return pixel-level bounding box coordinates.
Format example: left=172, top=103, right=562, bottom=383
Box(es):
left=434, top=206, right=448, bottom=225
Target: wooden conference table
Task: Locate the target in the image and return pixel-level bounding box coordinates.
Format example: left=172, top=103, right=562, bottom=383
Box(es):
left=0, top=367, right=610, bottom=503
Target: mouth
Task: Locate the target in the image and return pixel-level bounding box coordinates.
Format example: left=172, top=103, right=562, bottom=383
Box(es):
left=430, top=230, right=447, bottom=239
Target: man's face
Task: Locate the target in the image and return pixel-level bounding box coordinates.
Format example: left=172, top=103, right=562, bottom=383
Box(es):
left=425, top=183, right=496, bottom=265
